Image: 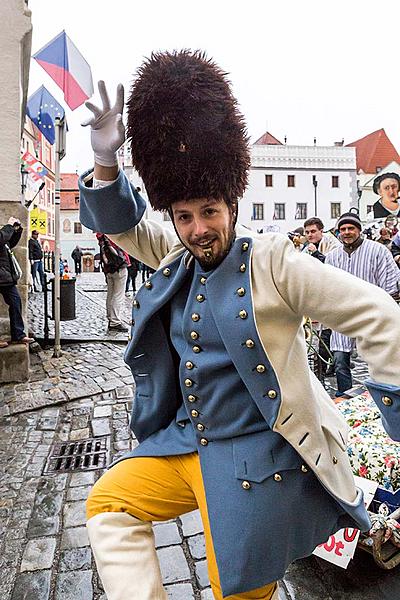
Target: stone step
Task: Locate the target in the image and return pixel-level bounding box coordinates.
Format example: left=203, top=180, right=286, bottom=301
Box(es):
left=0, top=343, right=29, bottom=382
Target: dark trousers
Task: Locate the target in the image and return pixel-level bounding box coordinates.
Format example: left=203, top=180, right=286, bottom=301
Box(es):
left=333, top=351, right=352, bottom=397
left=31, top=260, right=45, bottom=291
left=0, top=285, right=26, bottom=341
left=125, top=266, right=137, bottom=292
left=74, top=260, right=82, bottom=274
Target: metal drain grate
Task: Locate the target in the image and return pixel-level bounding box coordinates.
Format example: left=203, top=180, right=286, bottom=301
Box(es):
left=43, top=436, right=109, bottom=474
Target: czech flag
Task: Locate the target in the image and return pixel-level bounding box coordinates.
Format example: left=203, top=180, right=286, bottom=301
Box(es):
left=33, top=31, right=94, bottom=111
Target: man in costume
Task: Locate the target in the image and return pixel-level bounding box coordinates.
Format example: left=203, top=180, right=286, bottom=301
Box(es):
left=364, top=172, right=400, bottom=239
left=79, top=52, right=400, bottom=600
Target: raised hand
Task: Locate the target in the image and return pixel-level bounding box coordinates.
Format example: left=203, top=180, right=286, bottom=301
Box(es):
left=82, top=81, right=125, bottom=167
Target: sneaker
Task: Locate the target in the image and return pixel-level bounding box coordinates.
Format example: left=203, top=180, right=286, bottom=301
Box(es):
left=14, top=336, right=35, bottom=344
left=108, top=323, right=129, bottom=332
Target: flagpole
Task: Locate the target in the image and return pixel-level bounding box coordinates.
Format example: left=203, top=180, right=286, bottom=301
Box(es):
left=53, top=116, right=66, bottom=358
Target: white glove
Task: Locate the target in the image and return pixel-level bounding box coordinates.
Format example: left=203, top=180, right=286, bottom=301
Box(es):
left=82, top=81, right=125, bottom=167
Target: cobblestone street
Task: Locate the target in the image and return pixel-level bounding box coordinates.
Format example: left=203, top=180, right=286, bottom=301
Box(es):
left=1, top=273, right=399, bottom=599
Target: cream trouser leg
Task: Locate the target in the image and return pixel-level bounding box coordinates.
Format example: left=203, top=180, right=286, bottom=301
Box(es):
left=87, top=511, right=167, bottom=600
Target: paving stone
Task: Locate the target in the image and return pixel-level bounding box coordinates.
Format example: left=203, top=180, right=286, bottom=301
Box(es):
left=55, top=570, right=93, bottom=600
left=201, top=589, right=215, bottom=600
left=92, top=418, right=111, bottom=437
left=158, top=546, right=191, bottom=584
left=93, top=405, right=112, bottom=418
left=180, top=510, right=204, bottom=537
left=166, top=583, right=196, bottom=599
left=63, top=501, right=87, bottom=527
left=12, top=570, right=51, bottom=600
left=195, top=559, right=210, bottom=588
left=188, top=534, right=206, bottom=559
left=69, top=428, right=90, bottom=440
left=60, top=547, right=92, bottom=571
left=66, top=486, right=91, bottom=502
left=154, top=521, right=182, bottom=547
left=115, top=385, right=134, bottom=399
left=70, top=471, right=95, bottom=487
left=61, top=526, right=90, bottom=549
left=20, top=537, right=57, bottom=572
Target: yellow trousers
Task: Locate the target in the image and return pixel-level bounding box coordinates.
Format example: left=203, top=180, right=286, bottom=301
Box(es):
left=87, top=452, right=277, bottom=600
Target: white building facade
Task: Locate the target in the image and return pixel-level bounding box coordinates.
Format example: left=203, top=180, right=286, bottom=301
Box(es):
left=240, top=144, right=358, bottom=233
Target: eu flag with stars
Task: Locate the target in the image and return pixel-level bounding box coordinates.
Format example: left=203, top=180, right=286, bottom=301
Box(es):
left=26, top=85, right=65, bottom=145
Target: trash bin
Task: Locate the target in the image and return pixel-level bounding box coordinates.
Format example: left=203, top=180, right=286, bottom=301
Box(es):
left=52, top=278, right=76, bottom=321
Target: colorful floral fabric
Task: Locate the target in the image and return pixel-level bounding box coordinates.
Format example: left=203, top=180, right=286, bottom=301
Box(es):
left=337, top=392, right=400, bottom=492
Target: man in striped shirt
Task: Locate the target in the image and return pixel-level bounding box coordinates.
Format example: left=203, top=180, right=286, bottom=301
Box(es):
left=325, top=211, right=400, bottom=397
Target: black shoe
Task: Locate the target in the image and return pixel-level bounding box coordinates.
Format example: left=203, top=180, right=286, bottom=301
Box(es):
left=108, top=323, right=129, bottom=332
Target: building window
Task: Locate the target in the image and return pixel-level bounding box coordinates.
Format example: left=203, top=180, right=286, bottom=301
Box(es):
left=75, top=195, right=80, bottom=204
left=287, top=175, right=295, bottom=187
left=63, top=218, right=71, bottom=233
left=332, top=175, right=339, bottom=188
left=252, top=203, right=264, bottom=220
left=295, top=203, right=307, bottom=220
left=273, top=203, right=285, bottom=220
left=74, top=222, right=82, bottom=234
left=163, top=212, right=171, bottom=221
left=376, top=166, right=382, bottom=173
left=331, top=203, right=341, bottom=219
left=367, top=205, right=374, bottom=214
left=265, top=174, right=273, bottom=187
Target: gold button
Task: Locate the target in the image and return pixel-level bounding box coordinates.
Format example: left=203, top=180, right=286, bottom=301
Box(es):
left=185, top=361, right=194, bottom=370
left=256, top=364, right=266, bottom=373
left=241, top=242, right=249, bottom=251
left=242, top=480, right=251, bottom=490
left=184, top=378, right=193, bottom=387
left=382, top=396, right=393, bottom=406
left=196, top=294, right=205, bottom=302
left=163, top=268, right=171, bottom=277
left=239, top=263, right=246, bottom=272
left=332, top=456, right=338, bottom=464
left=301, top=465, right=308, bottom=473
left=274, top=473, right=282, bottom=482
left=237, top=287, right=246, bottom=297
left=245, top=339, right=255, bottom=348
left=192, top=313, right=200, bottom=322
left=144, top=281, right=152, bottom=289
left=200, top=438, right=208, bottom=446
left=191, top=409, right=199, bottom=418
left=192, top=345, right=201, bottom=353
left=200, top=277, right=207, bottom=285
left=197, top=423, right=205, bottom=431
left=239, top=310, right=248, bottom=319
left=267, top=390, right=277, bottom=399
left=190, top=331, right=199, bottom=340
left=133, top=300, right=140, bottom=308
left=187, top=395, right=197, bottom=402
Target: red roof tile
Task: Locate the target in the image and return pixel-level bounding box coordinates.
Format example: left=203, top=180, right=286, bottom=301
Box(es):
left=61, top=173, right=79, bottom=190
left=254, top=131, right=283, bottom=145
left=346, top=129, right=400, bottom=174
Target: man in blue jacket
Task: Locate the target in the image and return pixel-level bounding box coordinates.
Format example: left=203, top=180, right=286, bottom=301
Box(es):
left=80, top=52, right=400, bottom=600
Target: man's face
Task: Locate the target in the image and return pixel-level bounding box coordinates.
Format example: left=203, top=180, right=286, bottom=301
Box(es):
left=339, top=224, right=360, bottom=245
left=171, top=197, right=236, bottom=269
left=379, top=178, right=399, bottom=204
left=32, top=232, right=39, bottom=239
left=304, top=225, right=323, bottom=244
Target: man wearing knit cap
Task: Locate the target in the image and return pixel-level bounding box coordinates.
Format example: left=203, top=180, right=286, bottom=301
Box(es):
left=326, top=211, right=400, bottom=397
left=79, top=51, right=400, bottom=600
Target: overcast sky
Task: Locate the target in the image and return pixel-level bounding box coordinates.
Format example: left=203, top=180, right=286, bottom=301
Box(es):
left=29, top=0, right=400, bottom=174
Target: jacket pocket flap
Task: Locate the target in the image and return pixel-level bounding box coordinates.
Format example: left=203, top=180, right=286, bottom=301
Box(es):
left=233, top=430, right=303, bottom=483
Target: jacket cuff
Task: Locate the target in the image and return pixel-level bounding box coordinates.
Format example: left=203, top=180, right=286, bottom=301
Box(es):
left=365, top=379, right=400, bottom=441
left=78, top=168, right=146, bottom=234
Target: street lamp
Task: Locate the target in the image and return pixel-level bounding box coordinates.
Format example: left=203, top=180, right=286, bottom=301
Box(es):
left=20, top=164, right=29, bottom=200
left=312, top=175, right=318, bottom=215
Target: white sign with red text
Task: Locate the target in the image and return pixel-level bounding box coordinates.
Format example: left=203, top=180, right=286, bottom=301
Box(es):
left=312, top=476, right=378, bottom=568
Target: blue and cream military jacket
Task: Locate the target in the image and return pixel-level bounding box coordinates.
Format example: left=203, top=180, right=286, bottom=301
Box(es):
left=79, top=169, right=400, bottom=597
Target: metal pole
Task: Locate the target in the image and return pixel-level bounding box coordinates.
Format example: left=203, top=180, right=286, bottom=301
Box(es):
left=53, top=117, right=66, bottom=358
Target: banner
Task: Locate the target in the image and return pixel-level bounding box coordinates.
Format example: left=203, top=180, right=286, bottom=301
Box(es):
left=21, top=151, right=48, bottom=181
left=30, top=207, right=48, bottom=235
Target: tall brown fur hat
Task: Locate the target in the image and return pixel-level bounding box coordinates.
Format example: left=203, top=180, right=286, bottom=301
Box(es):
left=127, top=50, right=250, bottom=211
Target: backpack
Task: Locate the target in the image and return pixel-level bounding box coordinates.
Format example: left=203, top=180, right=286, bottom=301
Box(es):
left=99, top=236, right=126, bottom=274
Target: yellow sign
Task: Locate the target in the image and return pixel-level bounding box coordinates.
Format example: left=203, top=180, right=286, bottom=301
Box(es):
left=30, top=207, right=47, bottom=234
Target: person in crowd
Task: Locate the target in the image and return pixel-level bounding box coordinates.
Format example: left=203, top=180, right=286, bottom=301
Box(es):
left=125, top=255, right=139, bottom=296
left=79, top=53, right=400, bottom=600
left=325, top=211, right=400, bottom=396
left=71, top=245, right=83, bottom=275
left=391, top=230, right=400, bottom=266
left=97, top=233, right=129, bottom=332
left=364, top=172, right=400, bottom=239
left=377, top=227, right=393, bottom=247
left=0, top=218, right=34, bottom=347
left=28, top=229, right=45, bottom=291
left=302, top=217, right=341, bottom=262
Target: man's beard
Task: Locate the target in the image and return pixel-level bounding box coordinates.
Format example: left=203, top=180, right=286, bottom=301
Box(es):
left=175, top=227, right=236, bottom=270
